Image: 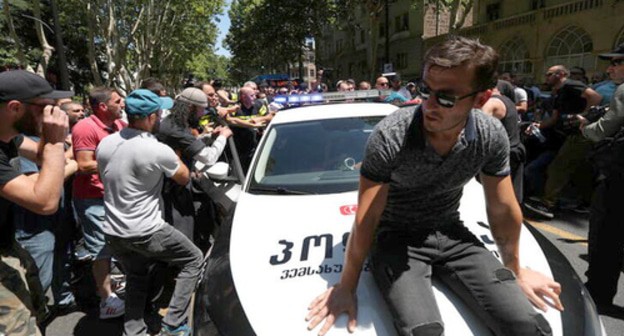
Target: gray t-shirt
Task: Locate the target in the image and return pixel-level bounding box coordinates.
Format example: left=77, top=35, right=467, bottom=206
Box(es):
left=360, top=106, right=510, bottom=230
left=96, top=128, right=180, bottom=238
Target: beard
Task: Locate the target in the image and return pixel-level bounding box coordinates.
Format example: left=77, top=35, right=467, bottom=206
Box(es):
left=187, top=113, right=200, bottom=129
left=14, top=111, right=40, bottom=136
left=151, top=119, right=161, bottom=134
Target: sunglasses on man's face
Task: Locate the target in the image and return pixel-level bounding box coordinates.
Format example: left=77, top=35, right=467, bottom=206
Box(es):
left=417, top=84, right=481, bottom=108
left=610, top=58, right=624, bottom=67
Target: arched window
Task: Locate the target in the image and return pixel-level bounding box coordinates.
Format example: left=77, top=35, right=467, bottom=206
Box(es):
left=616, top=26, right=624, bottom=48
left=545, top=26, right=595, bottom=71
left=498, top=38, right=532, bottom=75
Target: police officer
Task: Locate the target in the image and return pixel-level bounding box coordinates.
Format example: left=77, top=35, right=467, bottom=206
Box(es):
left=579, top=43, right=624, bottom=312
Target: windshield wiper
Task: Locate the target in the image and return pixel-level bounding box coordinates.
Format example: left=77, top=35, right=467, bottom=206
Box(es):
left=248, top=186, right=314, bottom=195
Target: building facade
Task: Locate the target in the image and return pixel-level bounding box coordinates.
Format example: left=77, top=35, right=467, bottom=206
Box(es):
left=315, top=1, right=438, bottom=85
left=317, top=0, right=623, bottom=86
left=425, top=0, right=624, bottom=83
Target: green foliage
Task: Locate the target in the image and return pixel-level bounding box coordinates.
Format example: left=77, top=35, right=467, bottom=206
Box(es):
left=226, top=0, right=335, bottom=83
left=1, top=0, right=229, bottom=92
left=186, top=50, right=231, bottom=82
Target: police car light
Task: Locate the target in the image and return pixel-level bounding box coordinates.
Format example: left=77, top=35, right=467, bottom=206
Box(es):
left=273, top=90, right=392, bottom=105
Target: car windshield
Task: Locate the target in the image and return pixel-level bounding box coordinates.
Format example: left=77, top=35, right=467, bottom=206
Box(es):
left=248, top=116, right=384, bottom=195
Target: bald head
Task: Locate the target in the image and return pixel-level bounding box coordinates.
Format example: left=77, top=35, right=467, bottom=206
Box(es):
left=243, top=81, right=258, bottom=91
left=240, top=87, right=256, bottom=108
left=375, top=76, right=389, bottom=90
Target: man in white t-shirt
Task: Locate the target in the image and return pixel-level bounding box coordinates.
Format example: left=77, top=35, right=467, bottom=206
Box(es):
left=97, top=89, right=203, bottom=336
left=500, top=72, right=528, bottom=115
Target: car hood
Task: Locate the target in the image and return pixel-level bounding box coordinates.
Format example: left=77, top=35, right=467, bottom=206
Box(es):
left=229, top=179, right=564, bottom=335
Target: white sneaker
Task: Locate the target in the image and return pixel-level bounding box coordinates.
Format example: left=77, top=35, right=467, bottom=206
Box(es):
left=99, top=293, right=125, bottom=319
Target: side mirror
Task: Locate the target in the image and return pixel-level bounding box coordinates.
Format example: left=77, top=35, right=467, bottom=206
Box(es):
left=206, top=162, right=230, bottom=181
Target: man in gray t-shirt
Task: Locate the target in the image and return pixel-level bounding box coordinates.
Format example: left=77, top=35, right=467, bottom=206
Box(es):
left=307, top=37, right=562, bottom=336
left=97, top=89, right=203, bottom=336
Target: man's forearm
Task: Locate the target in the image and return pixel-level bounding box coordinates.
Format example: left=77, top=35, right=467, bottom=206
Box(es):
left=488, top=203, right=523, bottom=274
left=539, top=110, right=559, bottom=129
left=340, top=222, right=375, bottom=291
left=19, top=136, right=40, bottom=163
left=33, top=143, right=66, bottom=213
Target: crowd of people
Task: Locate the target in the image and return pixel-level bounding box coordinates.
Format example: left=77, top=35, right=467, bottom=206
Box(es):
left=1, top=36, right=623, bottom=336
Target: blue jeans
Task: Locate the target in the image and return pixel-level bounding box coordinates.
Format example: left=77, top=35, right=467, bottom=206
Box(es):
left=371, top=224, right=551, bottom=336
left=525, top=151, right=556, bottom=199
left=15, top=229, right=54, bottom=292
left=73, top=198, right=110, bottom=260
left=106, top=224, right=203, bottom=336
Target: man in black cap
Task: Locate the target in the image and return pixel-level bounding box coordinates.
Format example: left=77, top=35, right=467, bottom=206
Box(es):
left=0, top=69, right=72, bottom=335
left=578, top=43, right=624, bottom=312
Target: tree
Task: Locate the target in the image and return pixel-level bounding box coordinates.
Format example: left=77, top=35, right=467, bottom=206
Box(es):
left=424, top=0, right=474, bottom=33
left=1, top=0, right=227, bottom=93
left=226, top=0, right=335, bottom=83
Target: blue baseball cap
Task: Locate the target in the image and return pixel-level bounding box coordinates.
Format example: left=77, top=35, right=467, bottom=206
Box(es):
left=125, top=89, right=173, bottom=116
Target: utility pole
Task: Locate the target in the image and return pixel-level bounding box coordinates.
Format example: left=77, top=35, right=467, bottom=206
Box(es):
left=385, top=0, right=390, bottom=66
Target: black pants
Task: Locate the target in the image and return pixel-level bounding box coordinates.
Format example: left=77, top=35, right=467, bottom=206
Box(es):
left=585, top=174, right=624, bottom=305
left=163, top=180, right=195, bottom=241
left=231, top=126, right=258, bottom=174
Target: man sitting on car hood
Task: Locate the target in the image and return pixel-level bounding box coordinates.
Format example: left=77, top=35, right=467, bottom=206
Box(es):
left=307, top=36, right=562, bottom=336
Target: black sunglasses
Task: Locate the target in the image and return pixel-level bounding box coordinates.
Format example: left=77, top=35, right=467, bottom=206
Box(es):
left=610, top=58, right=624, bottom=66
left=417, top=84, right=481, bottom=108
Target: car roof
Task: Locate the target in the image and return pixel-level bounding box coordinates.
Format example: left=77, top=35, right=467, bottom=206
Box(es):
left=270, top=102, right=400, bottom=125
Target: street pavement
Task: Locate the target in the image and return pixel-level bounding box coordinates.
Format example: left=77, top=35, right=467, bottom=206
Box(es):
left=45, top=210, right=624, bottom=336
left=526, top=209, right=624, bottom=336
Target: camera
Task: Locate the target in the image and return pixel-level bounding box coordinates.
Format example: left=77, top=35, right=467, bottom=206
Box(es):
left=560, top=105, right=609, bottom=130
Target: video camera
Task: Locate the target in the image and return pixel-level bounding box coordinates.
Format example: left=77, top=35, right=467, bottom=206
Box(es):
left=560, top=105, right=609, bottom=130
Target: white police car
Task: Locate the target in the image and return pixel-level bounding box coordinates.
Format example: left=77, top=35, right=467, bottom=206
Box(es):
left=193, top=94, right=605, bottom=336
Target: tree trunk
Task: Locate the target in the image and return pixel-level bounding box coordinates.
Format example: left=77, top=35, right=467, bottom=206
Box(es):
left=452, top=0, right=473, bottom=31
left=50, top=0, right=70, bottom=90
left=86, top=1, right=103, bottom=86
left=31, top=0, right=55, bottom=77
left=3, top=0, right=28, bottom=68
left=366, top=0, right=384, bottom=81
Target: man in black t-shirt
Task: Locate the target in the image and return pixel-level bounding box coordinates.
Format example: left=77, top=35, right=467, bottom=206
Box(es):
left=524, top=65, right=602, bottom=219
left=0, top=70, right=71, bottom=335
left=156, top=87, right=232, bottom=241
left=226, top=87, right=266, bottom=173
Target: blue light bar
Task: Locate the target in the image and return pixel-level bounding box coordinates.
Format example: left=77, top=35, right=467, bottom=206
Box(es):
left=270, top=90, right=390, bottom=106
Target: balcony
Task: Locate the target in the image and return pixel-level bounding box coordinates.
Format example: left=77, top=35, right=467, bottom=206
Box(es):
left=424, top=0, right=607, bottom=42
left=543, top=0, right=604, bottom=19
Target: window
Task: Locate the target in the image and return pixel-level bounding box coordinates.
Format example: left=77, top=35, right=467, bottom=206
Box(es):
left=395, top=13, right=409, bottom=32
left=336, top=39, right=343, bottom=53
left=486, top=3, right=501, bottom=21
left=309, top=69, right=315, bottom=78
left=545, top=26, right=595, bottom=71
left=616, top=27, right=624, bottom=48
left=360, top=29, right=366, bottom=44
left=498, top=38, right=532, bottom=75
left=530, top=0, right=545, bottom=10
left=396, top=53, right=408, bottom=70
left=379, top=23, right=386, bottom=38
left=360, top=60, right=367, bottom=76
